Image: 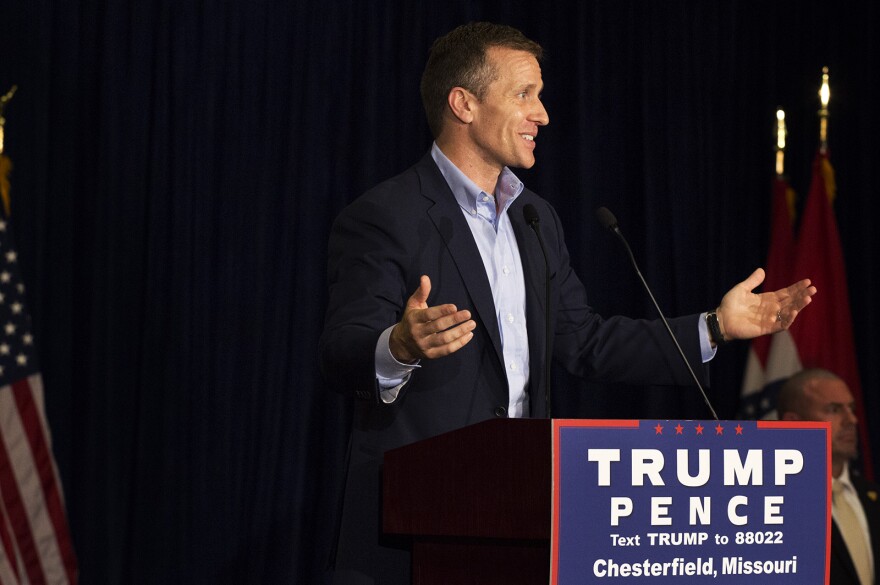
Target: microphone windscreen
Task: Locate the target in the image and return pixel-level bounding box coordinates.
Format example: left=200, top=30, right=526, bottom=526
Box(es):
left=523, top=204, right=540, bottom=225
left=595, top=206, right=618, bottom=231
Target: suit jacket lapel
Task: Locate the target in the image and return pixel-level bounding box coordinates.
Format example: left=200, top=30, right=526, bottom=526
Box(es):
left=416, top=156, right=504, bottom=366
left=830, top=520, right=861, bottom=583
left=855, top=476, right=880, bottom=572
left=831, top=476, right=880, bottom=584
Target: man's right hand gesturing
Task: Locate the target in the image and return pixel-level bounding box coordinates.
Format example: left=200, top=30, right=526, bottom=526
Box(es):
left=389, top=275, right=476, bottom=363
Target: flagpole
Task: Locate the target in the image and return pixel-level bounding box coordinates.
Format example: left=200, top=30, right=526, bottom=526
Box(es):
left=775, top=108, right=787, bottom=176
left=818, top=67, right=830, bottom=153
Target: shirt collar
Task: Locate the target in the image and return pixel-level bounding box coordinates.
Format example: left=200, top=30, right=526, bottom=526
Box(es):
left=430, top=142, right=524, bottom=216
left=834, top=462, right=856, bottom=496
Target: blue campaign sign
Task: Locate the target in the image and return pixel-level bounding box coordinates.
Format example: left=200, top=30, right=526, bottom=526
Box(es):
left=550, top=419, right=830, bottom=584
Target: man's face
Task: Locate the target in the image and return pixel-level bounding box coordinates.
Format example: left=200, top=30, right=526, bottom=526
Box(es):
left=799, top=378, right=859, bottom=465
left=467, top=46, right=549, bottom=173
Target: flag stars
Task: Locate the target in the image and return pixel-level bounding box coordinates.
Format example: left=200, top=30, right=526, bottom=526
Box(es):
left=675, top=424, right=684, bottom=435
left=654, top=423, right=664, bottom=435
left=0, top=232, right=37, bottom=375
left=715, top=424, right=725, bottom=435
left=735, top=424, right=744, bottom=435
left=695, top=424, right=704, bottom=435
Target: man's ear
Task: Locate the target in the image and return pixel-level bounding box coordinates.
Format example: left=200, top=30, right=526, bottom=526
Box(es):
left=447, top=87, right=476, bottom=124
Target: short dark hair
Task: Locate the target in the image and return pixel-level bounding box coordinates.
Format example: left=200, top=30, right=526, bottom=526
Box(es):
left=420, top=22, right=543, bottom=138
left=777, top=368, right=841, bottom=417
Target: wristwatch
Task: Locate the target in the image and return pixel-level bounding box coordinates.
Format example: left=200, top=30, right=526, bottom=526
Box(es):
left=706, top=310, right=727, bottom=346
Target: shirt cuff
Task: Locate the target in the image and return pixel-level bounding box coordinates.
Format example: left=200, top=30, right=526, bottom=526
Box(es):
left=375, top=325, right=420, bottom=403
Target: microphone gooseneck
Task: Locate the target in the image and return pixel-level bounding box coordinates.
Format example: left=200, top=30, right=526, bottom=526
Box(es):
left=595, top=206, right=719, bottom=420
left=523, top=204, right=552, bottom=419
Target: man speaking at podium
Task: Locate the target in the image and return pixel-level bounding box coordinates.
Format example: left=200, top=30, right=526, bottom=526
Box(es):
left=320, top=22, right=816, bottom=585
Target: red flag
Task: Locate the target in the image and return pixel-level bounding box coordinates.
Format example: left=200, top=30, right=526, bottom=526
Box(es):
left=0, top=154, right=78, bottom=583
left=740, top=176, right=801, bottom=418
left=788, top=150, right=872, bottom=479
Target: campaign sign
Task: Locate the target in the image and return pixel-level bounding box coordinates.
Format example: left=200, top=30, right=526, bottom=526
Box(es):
left=550, top=419, right=830, bottom=584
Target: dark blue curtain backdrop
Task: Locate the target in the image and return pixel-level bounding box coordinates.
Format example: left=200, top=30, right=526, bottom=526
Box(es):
left=1, top=1, right=878, bottom=582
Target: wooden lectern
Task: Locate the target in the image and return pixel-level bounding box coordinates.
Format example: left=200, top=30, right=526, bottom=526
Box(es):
left=383, top=418, right=552, bottom=585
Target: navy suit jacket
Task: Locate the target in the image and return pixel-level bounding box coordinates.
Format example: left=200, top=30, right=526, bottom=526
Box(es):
left=830, top=473, right=880, bottom=585
left=319, top=152, right=710, bottom=584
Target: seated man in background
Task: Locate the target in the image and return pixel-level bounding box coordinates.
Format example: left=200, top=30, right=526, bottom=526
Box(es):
left=777, top=368, right=880, bottom=585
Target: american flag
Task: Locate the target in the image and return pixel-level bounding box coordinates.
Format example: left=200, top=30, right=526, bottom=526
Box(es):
left=0, top=213, right=77, bottom=584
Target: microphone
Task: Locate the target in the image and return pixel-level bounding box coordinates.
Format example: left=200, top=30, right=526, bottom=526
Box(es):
left=523, top=204, right=552, bottom=418
left=595, top=206, right=719, bottom=420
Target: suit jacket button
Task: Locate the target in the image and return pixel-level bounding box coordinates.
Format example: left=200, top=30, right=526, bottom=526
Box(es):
left=494, top=406, right=508, bottom=418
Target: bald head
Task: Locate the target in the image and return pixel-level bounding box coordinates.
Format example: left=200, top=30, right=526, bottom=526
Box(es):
left=777, top=368, right=857, bottom=477
left=777, top=368, right=842, bottom=419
